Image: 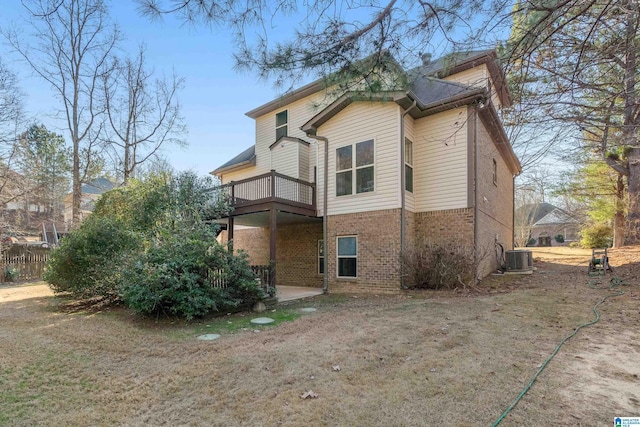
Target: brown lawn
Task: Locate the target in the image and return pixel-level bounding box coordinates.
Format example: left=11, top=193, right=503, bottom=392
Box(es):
left=1, top=247, right=639, bottom=426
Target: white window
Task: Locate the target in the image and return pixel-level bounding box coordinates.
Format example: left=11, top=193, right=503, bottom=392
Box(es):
left=405, top=138, right=413, bottom=193
left=336, top=140, right=374, bottom=196
left=337, top=236, right=357, bottom=278
left=276, top=110, right=288, bottom=140
left=318, top=240, right=325, bottom=274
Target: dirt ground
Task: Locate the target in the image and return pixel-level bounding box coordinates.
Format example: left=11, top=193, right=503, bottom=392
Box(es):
left=0, top=247, right=638, bottom=426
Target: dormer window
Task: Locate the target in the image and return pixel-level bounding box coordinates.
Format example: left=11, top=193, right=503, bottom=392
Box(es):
left=276, top=110, right=288, bottom=140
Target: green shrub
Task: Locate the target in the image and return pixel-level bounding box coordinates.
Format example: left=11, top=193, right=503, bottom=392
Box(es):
left=5, top=266, right=19, bottom=282
left=119, top=226, right=264, bottom=320
left=554, top=234, right=565, bottom=243
left=580, top=223, right=613, bottom=248
left=527, top=238, right=536, bottom=246
left=44, top=216, right=141, bottom=299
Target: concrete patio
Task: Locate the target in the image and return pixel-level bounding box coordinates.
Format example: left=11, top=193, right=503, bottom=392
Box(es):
left=276, top=286, right=323, bottom=302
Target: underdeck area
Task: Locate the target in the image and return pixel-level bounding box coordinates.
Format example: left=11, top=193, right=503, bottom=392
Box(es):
left=277, top=285, right=324, bottom=302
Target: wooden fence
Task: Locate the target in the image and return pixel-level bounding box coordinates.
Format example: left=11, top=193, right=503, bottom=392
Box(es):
left=208, top=265, right=273, bottom=296
left=1, top=246, right=50, bottom=282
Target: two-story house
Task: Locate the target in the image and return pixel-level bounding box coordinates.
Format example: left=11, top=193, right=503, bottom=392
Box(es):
left=62, top=177, right=115, bottom=227
left=212, top=50, right=521, bottom=293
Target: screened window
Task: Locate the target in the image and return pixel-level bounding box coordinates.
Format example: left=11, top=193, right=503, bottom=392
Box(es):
left=405, top=138, right=413, bottom=193
left=337, top=236, right=357, bottom=278
left=335, top=140, right=374, bottom=196
left=318, top=240, right=325, bottom=274
left=276, top=110, right=288, bottom=140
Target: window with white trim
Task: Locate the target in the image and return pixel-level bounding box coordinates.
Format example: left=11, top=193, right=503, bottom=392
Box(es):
left=318, top=240, right=325, bottom=274
left=276, top=110, right=288, bottom=140
left=336, top=139, right=374, bottom=196
left=337, top=236, right=357, bottom=278
left=405, top=138, right=413, bottom=193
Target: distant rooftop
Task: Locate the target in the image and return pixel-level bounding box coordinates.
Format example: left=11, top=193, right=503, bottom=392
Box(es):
left=82, top=177, right=115, bottom=195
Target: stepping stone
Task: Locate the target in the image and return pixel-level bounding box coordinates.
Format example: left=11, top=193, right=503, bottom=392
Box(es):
left=250, top=317, right=275, bottom=325
left=197, top=333, right=221, bottom=341
left=299, top=307, right=317, bottom=313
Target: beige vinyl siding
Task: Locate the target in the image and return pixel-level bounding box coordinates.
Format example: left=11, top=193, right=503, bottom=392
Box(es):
left=220, top=165, right=259, bottom=184
left=444, top=65, right=504, bottom=109
left=219, top=91, right=330, bottom=184
left=413, top=107, right=468, bottom=212
left=254, top=92, right=328, bottom=174
left=317, top=102, right=400, bottom=216
left=444, top=66, right=488, bottom=89
left=270, top=140, right=300, bottom=179
left=299, top=143, right=310, bottom=182
left=403, top=114, right=416, bottom=212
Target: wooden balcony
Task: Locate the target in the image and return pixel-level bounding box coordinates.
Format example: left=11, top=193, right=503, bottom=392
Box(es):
left=221, top=170, right=317, bottom=217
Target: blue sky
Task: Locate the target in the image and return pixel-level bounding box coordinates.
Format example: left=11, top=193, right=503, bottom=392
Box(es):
left=1, top=1, right=289, bottom=177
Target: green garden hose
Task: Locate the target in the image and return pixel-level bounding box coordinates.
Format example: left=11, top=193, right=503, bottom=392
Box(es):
left=491, top=277, right=625, bottom=426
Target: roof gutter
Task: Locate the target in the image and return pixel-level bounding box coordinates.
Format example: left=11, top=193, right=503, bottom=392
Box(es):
left=210, top=155, right=257, bottom=176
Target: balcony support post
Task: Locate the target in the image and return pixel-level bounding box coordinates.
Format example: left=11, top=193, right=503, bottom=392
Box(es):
left=269, top=206, right=277, bottom=286
left=228, top=216, right=234, bottom=248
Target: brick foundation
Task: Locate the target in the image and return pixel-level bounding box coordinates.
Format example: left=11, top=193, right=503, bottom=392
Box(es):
left=276, top=222, right=323, bottom=287
left=326, top=209, right=402, bottom=293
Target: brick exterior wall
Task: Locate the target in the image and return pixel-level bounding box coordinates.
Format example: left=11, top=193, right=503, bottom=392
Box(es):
left=326, top=209, right=402, bottom=294
left=219, top=222, right=323, bottom=288
left=475, top=116, right=515, bottom=277
left=218, top=227, right=270, bottom=265
left=276, top=222, right=323, bottom=288
left=413, top=208, right=475, bottom=248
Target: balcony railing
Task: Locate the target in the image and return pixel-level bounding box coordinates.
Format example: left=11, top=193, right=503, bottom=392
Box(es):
left=221, top=170, right=316, bottom=213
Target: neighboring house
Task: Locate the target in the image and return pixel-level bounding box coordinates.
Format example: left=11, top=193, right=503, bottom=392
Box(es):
left=212, top=50, right=522, bottom=293
left=1, top=168, right=45, bottom=213
left=63, top=177, right=115, bottom=226
left=517, top=203, right=580, bottom=246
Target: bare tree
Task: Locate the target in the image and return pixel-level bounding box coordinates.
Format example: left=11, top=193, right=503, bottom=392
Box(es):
left=102, top=45, right=186, bottom=183
left=5, top=0, right=119, bottom=228
left=137, top=0, right=514, bottom=90
left=513, top=174, right=548, bottom=247
left=0, top=58, right=28, bottom=234
left=503, top=0, right=640, bottom=244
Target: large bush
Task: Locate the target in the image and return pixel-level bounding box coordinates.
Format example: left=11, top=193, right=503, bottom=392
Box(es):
left=580, top=223, right=613, bottom=248
left=120, top=226, right=264, bottom=320
left=46, top=172, right=262, bottom=319
left=44, top=216, right=141, bottom=299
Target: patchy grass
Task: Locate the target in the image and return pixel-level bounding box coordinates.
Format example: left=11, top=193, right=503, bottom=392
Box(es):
left=0, top=248, right=638, bottom=426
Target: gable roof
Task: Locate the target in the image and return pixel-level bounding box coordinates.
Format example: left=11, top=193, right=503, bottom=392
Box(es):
left=210, top=145, right=256, bottom=175
left=82, top=177, right=115, bottom=195
left=517, top=203, right=579, bottom=226
left=534, top=207, right=580, bottom=226
left=410, top=49, right=511, bottom=107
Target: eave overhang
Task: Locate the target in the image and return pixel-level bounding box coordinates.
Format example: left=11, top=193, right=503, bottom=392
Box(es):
left=478, top=102, right=522, bottom=176
left=210, top=154, right=257, bottom=176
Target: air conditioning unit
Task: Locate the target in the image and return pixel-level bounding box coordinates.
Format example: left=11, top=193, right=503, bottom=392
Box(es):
left=506, top=250, right=533, bottom=271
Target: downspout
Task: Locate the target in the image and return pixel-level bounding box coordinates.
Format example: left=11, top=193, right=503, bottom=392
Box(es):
left=400, top=99, right=416, bottom=289
left=307, top=133, right=329, bottom=294
left=474, top=103, right=482, bottom=274
left=512, top=175, right=516, bottom=249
